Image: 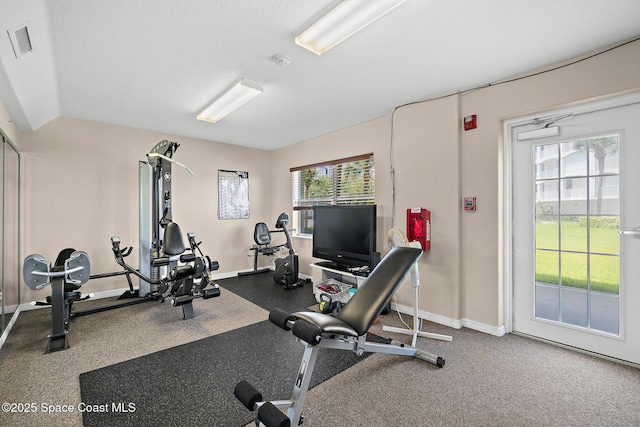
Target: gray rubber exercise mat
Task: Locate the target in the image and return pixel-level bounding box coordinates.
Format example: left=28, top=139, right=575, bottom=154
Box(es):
left=79, top=319, right=382, bottom=426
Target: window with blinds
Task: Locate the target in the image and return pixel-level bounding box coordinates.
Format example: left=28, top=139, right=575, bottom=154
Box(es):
left=290, top=153, right=375, bottom=234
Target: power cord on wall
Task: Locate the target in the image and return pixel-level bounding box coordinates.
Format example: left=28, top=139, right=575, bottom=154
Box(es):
left=388, top=35, right=640, bottom=227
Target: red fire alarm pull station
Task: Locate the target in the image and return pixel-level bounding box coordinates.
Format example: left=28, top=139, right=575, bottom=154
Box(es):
left=464, top=114, right=477, bottom=131
left=464, top=197, right=477, bottom=211
left=406, top=208, right=430, bottom=251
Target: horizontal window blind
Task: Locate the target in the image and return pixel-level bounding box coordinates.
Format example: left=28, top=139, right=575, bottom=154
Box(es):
left=291, top=153, right=374, bottom=210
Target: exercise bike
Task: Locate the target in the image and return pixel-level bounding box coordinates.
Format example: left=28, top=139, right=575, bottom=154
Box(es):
left=272, top=213, right=308, bottom=290
left=240, top=213, right=308, bottom=290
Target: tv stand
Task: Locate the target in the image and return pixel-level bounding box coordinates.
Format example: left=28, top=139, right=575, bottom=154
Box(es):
left=314, top=261, right=349, bottom=272
left=311, top=262, right=369, bottom=289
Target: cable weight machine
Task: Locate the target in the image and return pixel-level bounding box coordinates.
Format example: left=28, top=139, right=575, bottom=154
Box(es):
left=22, top=141, right=220, bottom=353
left=112, top=140, right=221, bottom=319
left=138, top=140, right=185, bottom=297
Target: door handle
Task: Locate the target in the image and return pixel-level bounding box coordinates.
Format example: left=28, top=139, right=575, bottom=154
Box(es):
left=619, top=227, right=640, bottom=239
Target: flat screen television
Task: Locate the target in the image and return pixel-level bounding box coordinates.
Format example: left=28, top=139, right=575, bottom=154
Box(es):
left=312, top=204, right=377, bottom=269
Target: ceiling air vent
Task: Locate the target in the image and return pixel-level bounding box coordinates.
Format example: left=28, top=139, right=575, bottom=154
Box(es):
left=8, top=21, right=33, bottom=59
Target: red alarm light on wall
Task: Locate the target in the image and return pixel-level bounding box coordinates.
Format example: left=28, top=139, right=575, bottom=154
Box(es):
left=464, top=115, right=477, bottom=131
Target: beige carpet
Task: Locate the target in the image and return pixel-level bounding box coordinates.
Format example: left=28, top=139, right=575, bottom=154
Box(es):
left=2, top=291, right=640, bottom=426
left=0, top=291, right=265, bottom=426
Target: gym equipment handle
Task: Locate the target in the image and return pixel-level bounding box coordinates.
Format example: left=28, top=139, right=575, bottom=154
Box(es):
left=30, top=265, right=84, bottom=278
left=152, top=256, right=171, bottom=266
left=180, top=253, right=196, bottom=263
left=147, top=152, right=194, bottom=175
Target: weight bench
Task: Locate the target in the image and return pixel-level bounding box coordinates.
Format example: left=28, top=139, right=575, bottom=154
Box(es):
left=234, top=246, right=445, bottom=427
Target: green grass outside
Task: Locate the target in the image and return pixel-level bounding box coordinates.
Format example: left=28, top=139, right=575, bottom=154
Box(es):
left=535, top=221, right=619, bottom=294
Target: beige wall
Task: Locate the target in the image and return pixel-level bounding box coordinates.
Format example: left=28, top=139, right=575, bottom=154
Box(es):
left=18, top=117, right=272, bottom=301
left=387, top=95, right=462, bottom=320
left=459, top=38, right=640, bottom=329
left=3, top=38, right=640, bottom=331
left=271, top=38, right=640, bottom=332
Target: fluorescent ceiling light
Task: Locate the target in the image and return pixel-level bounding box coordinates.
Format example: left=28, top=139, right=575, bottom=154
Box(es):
left=295, top=0, right=407, bottom=55
left=197, top=79, right=263, bottom=123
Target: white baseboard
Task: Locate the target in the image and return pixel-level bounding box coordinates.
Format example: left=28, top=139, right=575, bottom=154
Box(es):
left=461, top=318, right=506, bottom=337
left=212, top=270, right=246, bottom=280
left=1, top=302, right=19, bottom=314
left=391, top=302, right=506, bottom=337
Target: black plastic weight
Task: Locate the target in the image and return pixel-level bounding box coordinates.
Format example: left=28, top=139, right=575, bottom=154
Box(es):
left=318, top=293, right=333, bottom=314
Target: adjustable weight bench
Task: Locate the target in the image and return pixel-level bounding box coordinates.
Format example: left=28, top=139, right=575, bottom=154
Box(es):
left=234, top=246, right=445, bottom=427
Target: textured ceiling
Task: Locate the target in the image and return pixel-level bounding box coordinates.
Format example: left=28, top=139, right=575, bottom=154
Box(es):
left=1, top=0, right=639, bottom=150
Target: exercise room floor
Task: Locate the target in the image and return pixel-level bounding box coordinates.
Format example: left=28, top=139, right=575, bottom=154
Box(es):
left=1, top=274, right=639, bottom=426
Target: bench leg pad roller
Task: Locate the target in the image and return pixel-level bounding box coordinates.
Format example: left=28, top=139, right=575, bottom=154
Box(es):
left=291, top=320, right=322, bottom=346
left=269, top=308, right=295, bottom=331
left=257, top=401, right=290, bottom=427
left=234, top=380, right=263, bottom=411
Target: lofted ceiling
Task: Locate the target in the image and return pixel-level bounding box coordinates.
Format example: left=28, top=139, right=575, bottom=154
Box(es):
left=1, top=0, right=639, bottom=151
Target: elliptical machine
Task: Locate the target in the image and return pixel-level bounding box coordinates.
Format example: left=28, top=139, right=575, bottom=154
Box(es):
left=272, top=212, right=307, bottom=289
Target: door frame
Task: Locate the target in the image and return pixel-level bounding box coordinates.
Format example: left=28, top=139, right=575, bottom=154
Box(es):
left=503, top=91, right=640, bottom=336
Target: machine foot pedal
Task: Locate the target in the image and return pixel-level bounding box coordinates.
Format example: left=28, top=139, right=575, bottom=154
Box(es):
left=234, top=380, right=263, bottom=411
left=257, top=402, right=290, bottom=427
